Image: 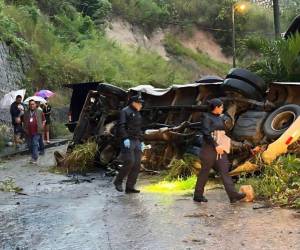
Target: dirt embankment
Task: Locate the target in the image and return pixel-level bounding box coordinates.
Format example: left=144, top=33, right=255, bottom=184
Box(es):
left=105, top=19, right=231, bottom=64
left=178, top=29, right=231, bottom=64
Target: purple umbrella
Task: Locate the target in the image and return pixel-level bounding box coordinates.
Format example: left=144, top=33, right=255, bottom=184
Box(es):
left=35, top=90, right=55, bottom=99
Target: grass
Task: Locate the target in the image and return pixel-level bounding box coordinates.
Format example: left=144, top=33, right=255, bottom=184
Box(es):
left=238, top=155, right=300, bottom=208
left=50, top=122, right=71, bottom=139
left=164, top=34, right=230, bottom=76
left=0, top=177, right=23, bottom=193
left=62, top=141, right=98, bottom=173
left=165, top=154, right=201, bottom=180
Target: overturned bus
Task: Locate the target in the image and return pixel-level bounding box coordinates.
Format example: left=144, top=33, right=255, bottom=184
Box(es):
left=63, top=68, right=300, bottom=172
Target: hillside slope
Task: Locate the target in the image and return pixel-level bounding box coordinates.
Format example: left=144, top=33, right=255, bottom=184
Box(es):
left=0, top=1, right=231, bottom=92
left=106, top=19, right=231, bottom=76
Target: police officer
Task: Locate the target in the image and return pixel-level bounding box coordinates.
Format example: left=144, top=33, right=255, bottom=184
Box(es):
left=193, top=98, right=246, bottom=203
left=113, top=95, right=144, bottom=193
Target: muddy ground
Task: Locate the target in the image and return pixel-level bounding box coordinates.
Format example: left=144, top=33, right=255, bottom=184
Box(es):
left=0, top=146, right=299, bottom=250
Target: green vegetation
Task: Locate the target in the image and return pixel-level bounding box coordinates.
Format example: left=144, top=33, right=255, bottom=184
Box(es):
left=64, top=141, right=98, bottom=173
left=50, top=122, right=71, bottom=139
left=110, top=0, right=276, bottom=54
left=0, top=136, right=5, bottom=152
left=0, top=0, right=194, bottom=90
left=0, top=124, right=11, bottom=152
left=165, top=154, right=200, bottom=180
left=110, top=0, right=170, bottom=32
left=239, top=155, right=300, bottom=208
left=1, top=0, right=299, bottom=90
left=249, top=33, right=300, bottom=82
left=0, top=177, right=23, bottom=192
left=164, top=35, right=230, bottom=76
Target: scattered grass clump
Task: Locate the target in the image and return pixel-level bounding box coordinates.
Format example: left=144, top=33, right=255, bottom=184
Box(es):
left=239, top=155, right=300, bottom=208
left=166, top=154, right=200, bottom=180
left=63, top=141, right=98, bottom=173
left=0, top=177, right=23, bottom=192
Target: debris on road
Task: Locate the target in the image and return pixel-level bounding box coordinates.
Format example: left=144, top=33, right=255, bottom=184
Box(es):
left=184, top=213, right=215, bottom=218
left=0, top=177, right=23, bottom=193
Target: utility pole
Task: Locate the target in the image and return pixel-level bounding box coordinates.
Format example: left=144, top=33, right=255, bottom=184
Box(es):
left=232, top=4, right=236, bottom=68
left=273, top=0, right=281, bottom=38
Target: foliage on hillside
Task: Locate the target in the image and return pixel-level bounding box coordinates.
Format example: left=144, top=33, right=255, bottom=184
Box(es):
left=1, top=0, right=299, bottom=90
left=248, top=33, right=300, bottom=82
left=110, top=0, right=275, bottom=54
left=1, top=0, right=195, bottom=91
left=164, top=35, right=230, bottom=76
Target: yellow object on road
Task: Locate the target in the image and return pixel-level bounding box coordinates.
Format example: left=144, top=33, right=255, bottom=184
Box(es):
left=262, top=116, right=300, bottom=164
left=239, top=185, right=255, bottom=202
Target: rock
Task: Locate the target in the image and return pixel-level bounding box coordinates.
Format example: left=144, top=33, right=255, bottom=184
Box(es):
left=0, top=42, right=30, bottom=129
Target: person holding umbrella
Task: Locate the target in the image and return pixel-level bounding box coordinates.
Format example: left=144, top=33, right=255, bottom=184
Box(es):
left=10, top=95, right=25, bottom=147
left=35, top=90, right=54, bottom=144
left=42, top=99, right=52, bottom=144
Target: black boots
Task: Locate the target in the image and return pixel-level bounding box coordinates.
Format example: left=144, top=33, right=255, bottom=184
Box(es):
left=125, top=188, right=140, bottom=194
left=193, top=192, right=246, bottom=203
left=193, top=195, right=208, bottom=202
left=230, top=192, right=246, bottom=203
left=114, top=182, right=124, bottom=192
left=113, top=178, right=124, bottom=192
left=113, top=179, right=140, bottom=193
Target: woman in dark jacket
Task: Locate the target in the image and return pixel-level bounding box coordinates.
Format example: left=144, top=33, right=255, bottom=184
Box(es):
left=193, top=98, right=246, bottom=203
left=42, top=101, right=52, bottom=144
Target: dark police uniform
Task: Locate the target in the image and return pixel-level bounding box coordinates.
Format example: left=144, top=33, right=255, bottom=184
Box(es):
left=114, top=104, right=143, bottom=190
left=194, top=112, right=243, bottom=202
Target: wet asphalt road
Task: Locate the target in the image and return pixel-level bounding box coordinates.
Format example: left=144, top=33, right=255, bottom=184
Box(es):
left=0, top=146, right=299, bottom=250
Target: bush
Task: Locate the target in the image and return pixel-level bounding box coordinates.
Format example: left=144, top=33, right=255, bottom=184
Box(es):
left=64, top=141, right=98, bottom=173
left=110, top=0, right=170, bottom=33
left=239, top=155, right=300, bottom=208
left=249, top=33, right=300, bottom=82
left=166, top=154, right=201, bottom=180
left=0, top=124, right=11, bottom=152
left=0, top=0, right=28, bottom=50
left=50, top=122, right=71, bottom=139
